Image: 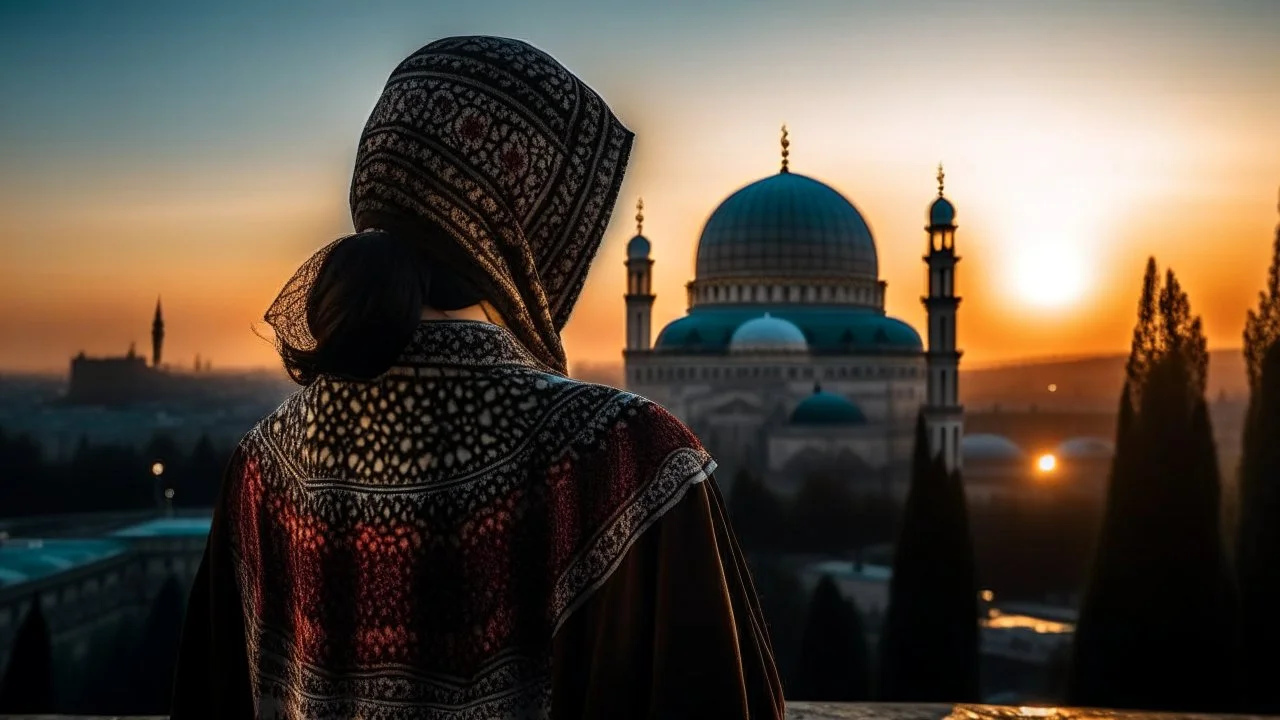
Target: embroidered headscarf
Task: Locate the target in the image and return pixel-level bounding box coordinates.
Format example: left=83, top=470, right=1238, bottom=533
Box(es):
left=264, top=36, right=634, bottom=375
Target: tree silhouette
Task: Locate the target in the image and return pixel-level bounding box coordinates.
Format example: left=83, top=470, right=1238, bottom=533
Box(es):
left=1237, top=340, right=1280, bottom=712
left=726, top=469, right=785, bottom=552
left=792, top=576, right=871, bottom=701
left=183, top=434, right=225, bottom=507
left=878, top=415, right=980, bottom=702
left=0, top=600, right=56, bottom=714
left=1070, top=270, right=1239, bottom=712
left=127, top=576, right=187, bottom=714
left=1125, top=257, right=1161, bottom=404
left=791, top=472, right=860, bottom=554
left=1158, top=269, right=1208, bottom=397
left=747, top=557, right=810, bottom=693
left=1237, top=196, right=1280, bottom=712
left=1243, top=193, right=1280, bottom=391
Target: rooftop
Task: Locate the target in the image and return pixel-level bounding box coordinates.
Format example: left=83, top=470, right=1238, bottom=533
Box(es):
left=0, top=538, right=128, bottom=587
left=1, top=704, right=1267, bottom=720
left=109, top=517, right=212, bottom=538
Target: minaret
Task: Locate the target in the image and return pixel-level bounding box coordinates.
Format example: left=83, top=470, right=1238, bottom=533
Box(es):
left=151, top=296, right=165, bottom=368
left=922, top=164, right=964, bottom=471
left=624, top=199, right=655, bottom=352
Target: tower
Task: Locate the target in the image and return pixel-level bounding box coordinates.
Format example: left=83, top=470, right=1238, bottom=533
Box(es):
left=922, top=164, right=964, bottom=471
left=624, top=198, right=655, bottom=352
left=151, top=297, right=165, bottom=368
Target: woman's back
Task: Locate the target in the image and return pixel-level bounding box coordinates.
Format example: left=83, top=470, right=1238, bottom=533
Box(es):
left=170, top=35, right=783, bottom=719
left=174, top=321, right=781, bottom=718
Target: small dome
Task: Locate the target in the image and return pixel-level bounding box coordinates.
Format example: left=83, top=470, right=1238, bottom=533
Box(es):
left=790, top=387, right=867, bottom=426
left=961, top=434, right=1025, bottom=464
left=627, top=234, right=651, bottom=260
left=729, top=313, right=808, bottom=353
left=1056, top=437, right=1115, bottom=461
left=930, top=196, right=956, bottom=227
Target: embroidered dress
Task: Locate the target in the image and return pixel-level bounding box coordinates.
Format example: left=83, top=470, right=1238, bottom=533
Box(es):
left=172, top=321, right=784, bottom=719
left=173, top=35, right=783, bottom=719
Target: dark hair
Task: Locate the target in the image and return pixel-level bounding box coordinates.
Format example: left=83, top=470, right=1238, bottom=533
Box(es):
left=279, top=230, right=485, bottom=384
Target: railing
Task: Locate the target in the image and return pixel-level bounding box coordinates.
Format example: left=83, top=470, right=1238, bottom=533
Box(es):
left=0, top=704, right=1274, bottom=720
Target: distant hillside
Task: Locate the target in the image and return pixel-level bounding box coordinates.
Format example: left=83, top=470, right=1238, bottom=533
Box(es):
left=572, top=349, right=1250, bottom=411
left=961, top=349, right=1247, bottom=412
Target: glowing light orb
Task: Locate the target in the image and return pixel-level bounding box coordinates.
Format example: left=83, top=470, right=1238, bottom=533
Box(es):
left=1009, top=242, right=1090, bottom=310
left=1037, top=453, right=1057, bottom=473
left=151, top=461, right=165, bottom=476
left=1048, top=384, right=1058, bottom=393
left=164, top=488, right=175, bottom=500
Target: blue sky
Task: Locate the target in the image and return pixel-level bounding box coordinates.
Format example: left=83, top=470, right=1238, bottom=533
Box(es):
left=1, top=0, right=1278, bottom=371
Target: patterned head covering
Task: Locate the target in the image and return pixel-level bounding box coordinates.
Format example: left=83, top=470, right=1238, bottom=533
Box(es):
left=265, top=36, right=634, bottom=375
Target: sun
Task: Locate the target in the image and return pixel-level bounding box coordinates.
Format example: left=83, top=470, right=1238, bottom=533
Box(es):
left=1009, top=242, right=1090, bottom=311
left=1036, top=453, right=1057, bottom=474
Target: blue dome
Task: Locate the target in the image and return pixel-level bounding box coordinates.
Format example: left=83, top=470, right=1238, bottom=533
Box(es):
left=961, top=434, right=1025, bottom=463
left=627, top=234, right=651, bottom=259
left=729, top=313, right=808, bottom=353
left=653, top=305, right=923, bottom=354
left=790, top=388, right=867, bottom=426
left=930, top=196, right=956, bottom=226
left=1055, top=437, right=1114, bottom=461
left=695, top=172, right=877, bottom=281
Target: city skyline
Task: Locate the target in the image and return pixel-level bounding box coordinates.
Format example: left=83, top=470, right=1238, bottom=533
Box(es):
left=2, top=0, right=1279, bottom=373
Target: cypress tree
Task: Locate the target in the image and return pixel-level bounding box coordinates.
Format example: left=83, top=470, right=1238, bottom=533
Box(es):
left=0, top=599, right=56, bottom=714
left=1237, top=193, right=1280, bottom=712
left=747, top=557, right=810, bottom=692
left=1242, top=191, right=1280, bottom=392
left=1237, top=341, right=1280, bottom=712
left=791, top=472, right=860, bottom=554
left=792, top=576, right=872, bottom=701
left=1069, top=381, right=1139, bottom=707
left=127, top=576, right=187, bottom=714
left=726, top=469, right=785, bottom=552
left=1070, top=313, right=1239, bottom=711
left=184, top=434, right=224, bottom=507
left=878, top=415, right=980, bottom=702
left=1125, top=257, right=1161, bottom=404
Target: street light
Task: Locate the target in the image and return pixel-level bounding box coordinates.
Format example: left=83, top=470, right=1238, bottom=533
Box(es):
left=151, top=461, right=165, bottom=513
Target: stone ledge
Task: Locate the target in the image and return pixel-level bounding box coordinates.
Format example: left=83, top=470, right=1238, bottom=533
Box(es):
left=0, top=704, right=1273, bottom=720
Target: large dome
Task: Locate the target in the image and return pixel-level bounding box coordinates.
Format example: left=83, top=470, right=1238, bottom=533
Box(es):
left=695, top=172, right=877, bottom=282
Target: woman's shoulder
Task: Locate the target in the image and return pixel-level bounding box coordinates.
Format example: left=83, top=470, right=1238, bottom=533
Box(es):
left=553, top=376, right=697, bottom=443
left=549, top=375, right=713, bottom=474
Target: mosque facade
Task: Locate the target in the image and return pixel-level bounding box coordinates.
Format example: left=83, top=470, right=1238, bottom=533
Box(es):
left=64, top=299, right=216, bottom=407
left=622, top=130, right=963, bottom=496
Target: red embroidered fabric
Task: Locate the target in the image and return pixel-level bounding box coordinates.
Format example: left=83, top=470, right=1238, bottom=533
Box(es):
left=212, top=322, right=718, bottom=718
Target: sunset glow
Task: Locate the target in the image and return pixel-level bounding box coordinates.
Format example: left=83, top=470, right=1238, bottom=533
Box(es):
left=0, top=1, right=1277, bottom=374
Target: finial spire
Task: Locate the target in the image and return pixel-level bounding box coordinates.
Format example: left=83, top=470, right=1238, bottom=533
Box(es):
left=780, top=124, right=790, bottom=174
left=937, top=163, right=946, bottom=197
left=635, top=197, right=644, bottom=235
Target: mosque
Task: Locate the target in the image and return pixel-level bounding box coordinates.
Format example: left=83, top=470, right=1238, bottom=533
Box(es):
left=64, top=299, right=215, bottom=407
left=622, top=129, right=962, bottom=497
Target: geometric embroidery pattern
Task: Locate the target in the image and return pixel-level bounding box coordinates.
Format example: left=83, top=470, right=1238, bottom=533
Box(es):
left=225, top=321, right=714, bottom=718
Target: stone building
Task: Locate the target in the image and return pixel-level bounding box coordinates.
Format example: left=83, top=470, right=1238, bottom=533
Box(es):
left=623, top=130, right=964, bottom=495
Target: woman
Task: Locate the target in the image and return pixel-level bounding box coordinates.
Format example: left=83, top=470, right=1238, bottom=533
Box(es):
left=171, top=36, right=784, bottom=719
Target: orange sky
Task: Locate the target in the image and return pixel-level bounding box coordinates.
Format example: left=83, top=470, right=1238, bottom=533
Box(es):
left=1, top=1, right=1278, bottom=375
